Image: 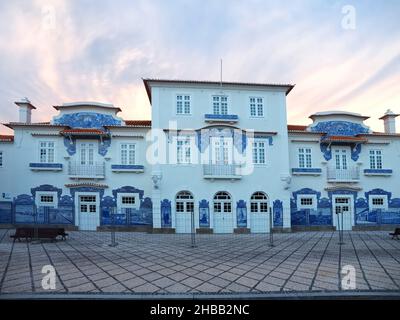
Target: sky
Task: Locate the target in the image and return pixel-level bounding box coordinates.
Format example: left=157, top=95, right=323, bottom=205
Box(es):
left=0, top=0, right=399, bottom=134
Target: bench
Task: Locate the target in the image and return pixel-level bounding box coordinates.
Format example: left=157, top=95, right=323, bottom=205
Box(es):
left=389, top=228, right=400, bottom=240
left=10, top=227, right=68, bottom=242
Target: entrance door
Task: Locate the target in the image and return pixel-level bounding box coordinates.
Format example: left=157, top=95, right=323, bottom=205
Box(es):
left=333, top=197, right=353, bottom=231
left=175, top=191, right=194, bottom=234
left=250, top=192, right=269, bottom=233
left=78, top=195, right=99, bottom=231
left=213, top=192, right=233, bottom=233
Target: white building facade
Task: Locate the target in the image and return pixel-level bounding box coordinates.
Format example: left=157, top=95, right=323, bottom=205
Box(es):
left=0, top=80, right=399, bottom=233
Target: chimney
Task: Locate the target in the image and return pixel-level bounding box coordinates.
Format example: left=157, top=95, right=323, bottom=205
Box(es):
left=379, top=109, right=399, bottom=134
left=15, top=98, right=36, bottom=123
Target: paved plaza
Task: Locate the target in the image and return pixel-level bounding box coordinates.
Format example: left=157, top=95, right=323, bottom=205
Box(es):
left=0, top=229, right=399, bottom=297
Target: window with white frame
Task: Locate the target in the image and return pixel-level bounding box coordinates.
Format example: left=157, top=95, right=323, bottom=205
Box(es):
left=121, top=196, right=135, bottom=205
left=370, top=196, right=386, bottom=210
left=212, top=95, right=228, bottom=115
left=369, top=150, right=383, bottom=169
left=213, top=192, right=232, bottom=213
left=176, top=137, right=191, bottom=164
left=176, top=95, right=191, bottom=114
left=250, top=97, right=264, bottom=117
left=252, top=140, right=266, bottom=164
left=39, top=141, right=55, bottom=163
left=121, top=143, right=136, bottom=165
left=298, top=196, right=316, bottom=209
left=0, top=151, right=3, bottom=167
left=298, top=148, right=312, bottom=168
left=250, top=192, right=268, bottom=213
left=37, top=192, right=57, bottom=207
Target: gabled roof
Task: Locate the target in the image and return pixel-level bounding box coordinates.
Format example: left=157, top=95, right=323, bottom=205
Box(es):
left=143, top=78, right=295, bottom=103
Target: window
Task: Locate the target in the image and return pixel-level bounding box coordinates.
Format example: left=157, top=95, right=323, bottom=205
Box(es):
left=250, top=192, right=268, bottom=213
left=122, top=196, right=135, bottom=204
left=176, top=191, right=194, bottom=213
left=369, top=150, right=383, bottom=169
left=370, top=196, right=386, bottom=211
left=121, top=143, right=136, bottom=165
left=372, top=198, right=384, bottom=206
left=300, top=198, right=313, bottom=206
left=177, top=137, right=191, bottom=164
left=176, top=95, right=191, bottom=114
left=212, top=95, right=228, bottom=115
left=39, top=141, right=55, bottom=163
left=0, top=151, right=2, bottom=167
left=298, top=148, right=312, bottom=168
left=213, top=191, right=232, bottom=213
left=252, top=140, right=266, bottom=164
left=79, top=195, right=96, bottom=214
left=40, top=195, right=54, bottom=203
left=250, top=97, right=264, bottom=117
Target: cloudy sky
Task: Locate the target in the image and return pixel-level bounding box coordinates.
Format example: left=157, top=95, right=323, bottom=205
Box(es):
left=0, top=0, right=399, bottom=134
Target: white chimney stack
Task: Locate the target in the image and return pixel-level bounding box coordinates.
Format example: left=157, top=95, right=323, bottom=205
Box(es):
left=15, top=97, right=36, bottom=123
left=379, top=109, right=399, bottom=134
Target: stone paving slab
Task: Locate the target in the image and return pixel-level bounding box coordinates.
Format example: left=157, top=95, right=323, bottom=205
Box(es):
left=0, top=229, right=399, bottom=296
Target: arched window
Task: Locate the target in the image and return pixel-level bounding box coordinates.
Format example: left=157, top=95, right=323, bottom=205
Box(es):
left=175, top=191, right=194, bottom=213
left=250, top=192, right=268, bottom=213
left=213, top=191, right=232, bottom=213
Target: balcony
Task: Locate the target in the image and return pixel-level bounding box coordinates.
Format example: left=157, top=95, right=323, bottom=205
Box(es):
left=203, top=164, right=242, bottom=179
left=327, top=166, right=360, bottom=182
left=68, top=161, right=105, bottom=179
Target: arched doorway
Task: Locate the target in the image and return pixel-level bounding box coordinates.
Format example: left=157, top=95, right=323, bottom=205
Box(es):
left=250, top=192, right=269, bottom=233
left=175, top=191, right=194, bottom=233
left=213, top=191, right=233, bottom=233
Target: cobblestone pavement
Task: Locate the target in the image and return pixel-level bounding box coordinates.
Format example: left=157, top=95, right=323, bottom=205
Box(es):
left=0, top=230, right=399, bottom=295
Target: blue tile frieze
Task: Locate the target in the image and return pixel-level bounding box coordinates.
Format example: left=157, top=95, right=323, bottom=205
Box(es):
left=195, top=127, right=247, bottom=153
left=31, top=184, right=62, bottom=199
left=364, top=169, right=393, bottom=174
left=54, top=112, right=121, bottom=128
left=310, top=121, right=369, bottom=136
left=204, top=114, right=239, bottom=121
left=292, top=168, right=322, bottom=174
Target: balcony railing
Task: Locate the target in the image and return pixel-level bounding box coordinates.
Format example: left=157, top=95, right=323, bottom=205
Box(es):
left=68, top=161, right=105, bottom=179
left=327, top=166, right=360, bottom=182
left=203, top=164, right=241, bottom=179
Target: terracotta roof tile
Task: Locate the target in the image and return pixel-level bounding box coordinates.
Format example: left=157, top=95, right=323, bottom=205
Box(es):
left=60, top=128, right=107, bottom=135
left=287, top=125, right=308, bottom=131
left=323, top=135, right=368, bottom=142
left=0, top=135, right=14, bottom=142
left=124, top=120, right=152, bottom=126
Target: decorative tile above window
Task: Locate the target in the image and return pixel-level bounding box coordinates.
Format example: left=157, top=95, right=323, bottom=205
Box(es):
left=292, top=168, right=322, bottom=175
left=204, top=114, right=239, bottom=123
left=363, top=169, right=393, bottom=176
left=29, top=163, right=63, bottom=171
left=111, top=164, right=144, bottom=173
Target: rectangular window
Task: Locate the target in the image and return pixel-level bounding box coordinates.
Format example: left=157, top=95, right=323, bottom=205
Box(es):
left=250, top=97, right=264, bottom=117
left=0, top=151, right=2, bottom=167
left=122, top=196, right=135, bottom=205
left=40, top=195, right=54, bottom=203
left=121, top=143, right=136, bottom=165
left=252, top=141, right=266, bottom=164
left=300, top=197, right=314, bottom=207
left=214, top=202, right=221, bottom=213
left=223, top=202, right=232, bottom=213
left=372, top=198, right=384, bottom=206
left=212, top=95, right=228, bottom=115
left=39, top=141, right=55, bottom=163
left=298, top=148, right=312, bottom=168
left=177, top=137, right=191, bottom=164
left=369, top=150, right=383, bottom=169
left=176, top=95, right=191, bottom=114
